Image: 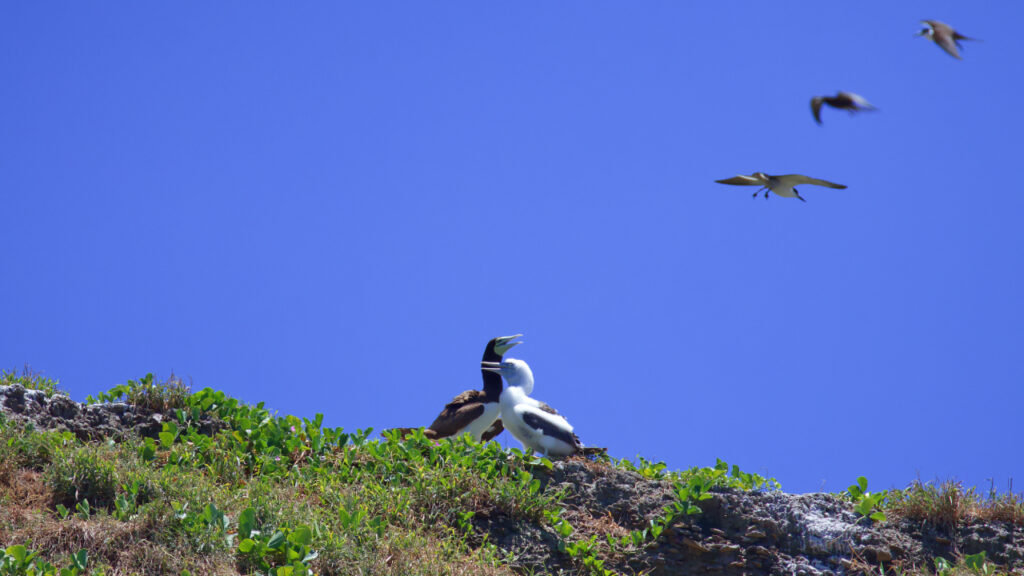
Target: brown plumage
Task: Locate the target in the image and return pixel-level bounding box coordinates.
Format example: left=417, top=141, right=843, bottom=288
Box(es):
left=384, top=334, right=521, bottom=442
left=919, top=20, right=975, bottom=60
left=810, top=92, right=876, bottom=125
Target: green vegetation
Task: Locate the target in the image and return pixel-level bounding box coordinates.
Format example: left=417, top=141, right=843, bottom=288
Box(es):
left=0, top=367, right=64, bottom=397
left=0, top=374, right=779, bottom=576
left=846, top=475, right=888, bottom=523
left=3, top=374, right=1021, bottom=575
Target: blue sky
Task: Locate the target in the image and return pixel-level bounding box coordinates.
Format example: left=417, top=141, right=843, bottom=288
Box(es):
left=3, top=2, right=1022, bottom=494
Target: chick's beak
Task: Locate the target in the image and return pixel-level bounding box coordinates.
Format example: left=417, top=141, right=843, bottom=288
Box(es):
left=480, top=361, right=503, bottom=374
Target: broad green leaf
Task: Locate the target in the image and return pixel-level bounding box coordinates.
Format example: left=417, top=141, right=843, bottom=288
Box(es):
left=72, top=550, right=88, bottom=570
left=288, top=525, right=313, bottom=547
left=238, top=539, right=256, bottom=553
left=238, top=508, right=256, bottom=539
left=965, top=552, right=987, bottom=571
left=159, top=432, right=175, bottom=447
left=6, top=545, right=27, bottom=563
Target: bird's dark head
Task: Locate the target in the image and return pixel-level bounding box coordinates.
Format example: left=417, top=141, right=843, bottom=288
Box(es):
left=486, top=334, right=523, bottom=358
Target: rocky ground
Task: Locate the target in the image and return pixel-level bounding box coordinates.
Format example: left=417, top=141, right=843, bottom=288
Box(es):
left=3, top=383, right=1022, bottom=575
left=0, top=384, right=225, bottom=440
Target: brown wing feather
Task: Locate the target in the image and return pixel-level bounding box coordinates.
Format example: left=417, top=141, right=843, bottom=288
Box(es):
left=425, top=390, right=487, bottom=438
left=481, top=419, right=504, bottom=442
left=811, top=97, right=824, bottom=124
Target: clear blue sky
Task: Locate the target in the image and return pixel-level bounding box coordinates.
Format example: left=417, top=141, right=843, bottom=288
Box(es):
left=3, top=3, right=1022, bottom=494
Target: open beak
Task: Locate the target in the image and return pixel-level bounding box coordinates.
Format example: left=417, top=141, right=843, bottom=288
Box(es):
left=480, top=361, right=503, bottom=374
left=492, top=334, right=524, bottom=354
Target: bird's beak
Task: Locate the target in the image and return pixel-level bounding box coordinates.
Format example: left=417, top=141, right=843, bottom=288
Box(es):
left=493, top=334, right=523, bottom=354
left=480, top=361, right=503, bottom=374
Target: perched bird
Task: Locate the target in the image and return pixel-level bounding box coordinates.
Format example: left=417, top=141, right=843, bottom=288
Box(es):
left=715, top=172, right=847, bottom=202
left=917, top=20, right=975, bottom=60
left=388, top=334, right=522, bottom=442
left=810, top=92, right=876, bottom=125
left=481, top=358, right=582, bottom=458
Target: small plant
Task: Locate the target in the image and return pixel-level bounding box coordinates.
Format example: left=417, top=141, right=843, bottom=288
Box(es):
left=964, top=552, right=997, bottom=576
left=0, top=366, right=64, bottom=397
left=75, top=499, right=92, bottom=520
left=238, top=523, right=318, bottom=576
left=847, top=476, right=887, bottom=523
left=0, top=545, right=89, bottom=576
left=46, top=447, right=119, bottom=511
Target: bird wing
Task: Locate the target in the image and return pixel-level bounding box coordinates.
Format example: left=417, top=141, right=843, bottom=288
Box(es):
left=934, top=32, right=963, bottom=59
left=778, top=175, right=847, bottom=189
left=520, top=408, right=579, bottom=448
left=838, top=92, right=875, bottom=109
left=425, top=390, right=487, bottom=438
left=481, top=419, right=504, bottom=442
left=534, top=401, right=584, bottom=445
left=715, top=174, right=766, bottom=186
left=810, top=97, right=824, bottom=124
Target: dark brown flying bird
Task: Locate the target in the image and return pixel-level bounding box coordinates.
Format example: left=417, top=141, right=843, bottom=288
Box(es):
left=917, top=20, right=976, bottom=60
left=810, top=92, right=876, bottom=125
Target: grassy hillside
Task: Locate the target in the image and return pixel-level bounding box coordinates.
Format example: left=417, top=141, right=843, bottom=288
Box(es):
left=1, top=371, right=1021, bottom=576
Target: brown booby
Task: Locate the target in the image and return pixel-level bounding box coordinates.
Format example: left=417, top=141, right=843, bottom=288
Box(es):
left=715, top=172, right=847, bottom=202
left=810, top=92, right=876, bottom=125
left=481, top=358, right=583, bottom=458
left=917, top=20, right=975, bottom=60
left=389, top=334, right=522, bottom=442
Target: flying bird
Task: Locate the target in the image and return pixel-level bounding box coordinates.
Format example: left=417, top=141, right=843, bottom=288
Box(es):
left=387, top=334, right=522, bottom=442
left=917, top=20, right=975, bottom=60
left=810, top=92, right=876, bottom=125
left=715, top=172, right=847, bottom=202
left=482, top=358, right=594, bottom=458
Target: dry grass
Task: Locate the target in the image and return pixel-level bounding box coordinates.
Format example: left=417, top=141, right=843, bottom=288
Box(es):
left=360, top=531, right=520, bottom=576
left=888, top=480, right=1024, bottom=527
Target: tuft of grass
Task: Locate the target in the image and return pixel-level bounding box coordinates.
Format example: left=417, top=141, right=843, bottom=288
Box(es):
left=887, top=479, right=1024, bottom=528
left=888, top=480, right=981, bottom=528
left=45, top=444, right=120, bottom=511
left=0, top=366, right=65, bottom=397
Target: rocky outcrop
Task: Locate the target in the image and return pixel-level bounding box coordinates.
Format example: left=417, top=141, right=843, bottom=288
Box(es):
left=0, top=384, right=225, bottom=441
left=477, top=461, right=1024, bottom=575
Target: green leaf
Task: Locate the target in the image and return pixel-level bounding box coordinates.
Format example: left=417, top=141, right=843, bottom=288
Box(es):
left=238, top=507, right=256, bottom=539
left=268, top=530, right=287, bottom=549
left=72, top=549, right=88, bottom=571
left=288, top=525, right=313, bottom=547
left=6, top=545, right=27, bottom=563
left=870, top=511, right=887, bottom=523
left=159, top=431, right=176, bottom=447
left=238, top=539, right=256, bottom=553
left=965, top=551, right=987, bottom=572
